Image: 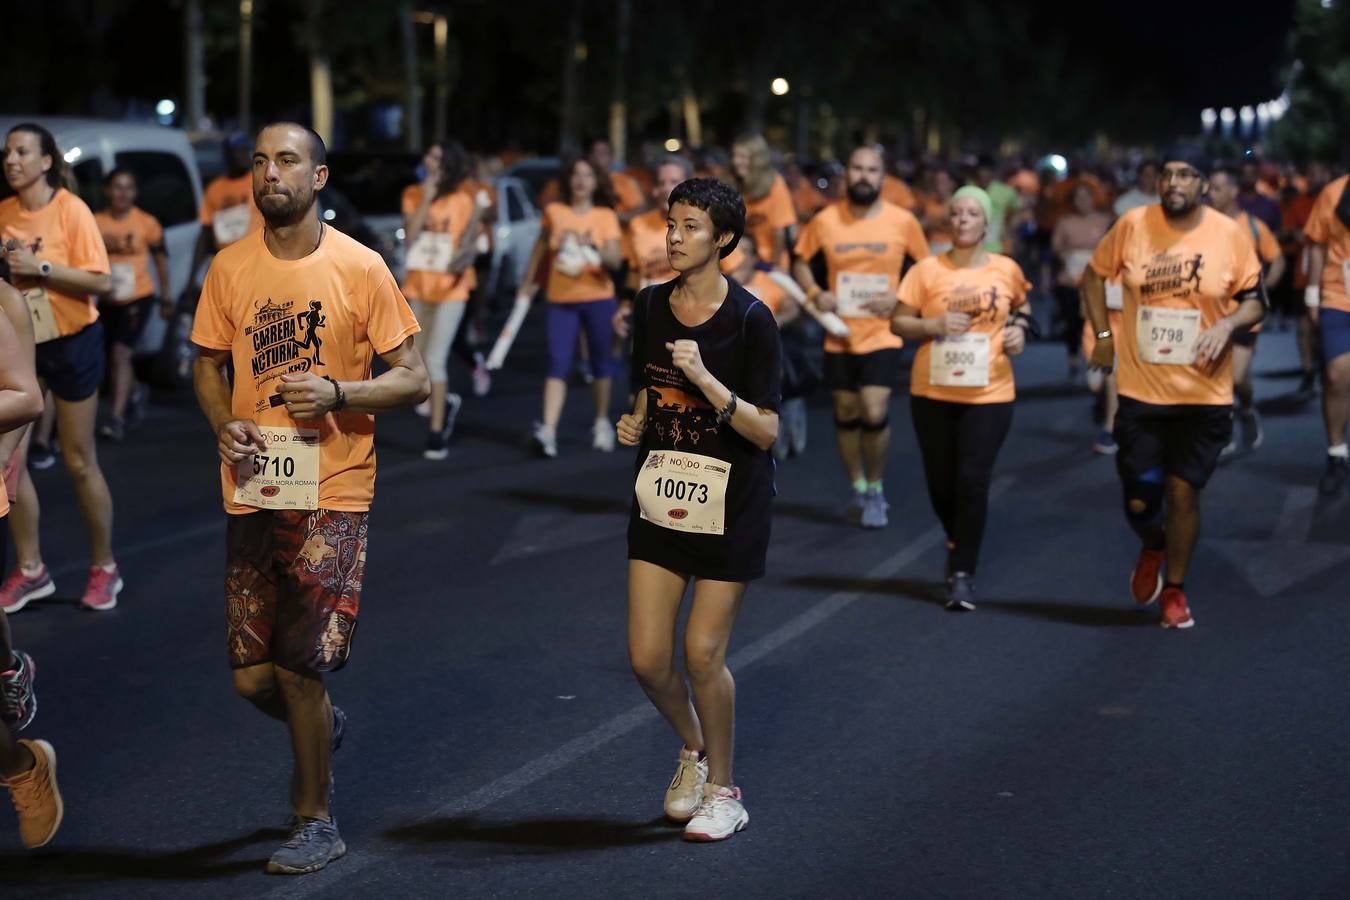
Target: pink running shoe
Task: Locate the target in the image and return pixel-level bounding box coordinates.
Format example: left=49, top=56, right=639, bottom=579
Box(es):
left=0, top=566, right=55, bottom=614
left=80, top=565, right=123, bottom=612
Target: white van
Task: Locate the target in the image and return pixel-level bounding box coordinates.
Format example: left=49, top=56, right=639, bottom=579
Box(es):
left=0, top=117, right=202, bottom=366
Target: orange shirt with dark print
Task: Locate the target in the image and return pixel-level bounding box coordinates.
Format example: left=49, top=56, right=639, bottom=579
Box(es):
left=399, top=185, right=478, bottom=303
left=191, top=227, right=421, bottom=514
left=95, top=206, right=164, bottom=303
left=897, top=254, right=1030, bottom=405
left=795, top=199, right=930, bottom=355
left=1089, top=205, right=1262, bottom=407
left=0, top=188, right=109, bottom=336
left=542, top=203, right=622, bottom=302
left=200, top=172, right=263, bottom=246
left=742, top=173, right=797, bottom=268
left=742, top=269, right=788, bottom=318
left=1304, top=175, right=1350, bottom=314
left=624, top=207, right=676, bottom=289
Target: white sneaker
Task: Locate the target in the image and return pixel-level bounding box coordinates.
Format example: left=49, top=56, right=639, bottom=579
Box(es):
left=663, top=747, right=708, bottom=822
left=414, top=398, right=431, bottom=418
left=532, top=423, right=558, bottom=458
left=592, top=419, right=616, bottom=452
left=683, top=783, right=748, bottom=842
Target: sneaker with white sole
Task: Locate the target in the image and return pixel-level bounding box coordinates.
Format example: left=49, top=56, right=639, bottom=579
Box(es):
left=663, top=747, right=708, bottom=823
left=592, top=419, right=616, bottom=452
left=1, top=651, right=38, bottom=732
left=266, top=817, right=346, bottom=875
left=531, top=423, right=558, bottom=458
left=860, top=490, right=889, bottom=528
left=0, top=566, right=56, bottom=614
left=683, top=783, right=748, bottom=842
left=80, top=565, right=123, bottom=612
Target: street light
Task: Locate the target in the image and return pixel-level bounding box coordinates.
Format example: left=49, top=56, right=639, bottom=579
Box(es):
left=770, top=77, right=790, bottom=97
left=1200, top=108, right=1217, bottom=134
left=664, top=138, right=681, bottom=152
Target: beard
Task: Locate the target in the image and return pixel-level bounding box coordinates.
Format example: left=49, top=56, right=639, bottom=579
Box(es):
left=847, top=181, right=880, bottom=206
left=1161, top=192, right=1199, bottom=219
left=255, top=187, right=315, bottom=227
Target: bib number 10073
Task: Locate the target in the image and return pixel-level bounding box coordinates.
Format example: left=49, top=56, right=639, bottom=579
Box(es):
left=233, top=426, right=320, bottom=510
left=634, top=450, right=730, bottom=535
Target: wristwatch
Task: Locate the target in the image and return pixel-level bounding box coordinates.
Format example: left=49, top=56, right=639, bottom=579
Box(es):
left=1095, top=329, right=1113, bottom=340
left=37, top=260, right=52, bottom=278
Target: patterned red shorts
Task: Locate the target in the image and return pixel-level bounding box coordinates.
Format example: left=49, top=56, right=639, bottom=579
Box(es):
left=224, top=509, right=367, bottom=674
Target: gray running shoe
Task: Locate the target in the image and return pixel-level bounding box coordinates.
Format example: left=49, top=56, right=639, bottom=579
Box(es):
left=860, top=491, right=889, bottom=529
left=845, top=489, right=866, bottom=524
left=945, top=572, right=976, bottom=612
left=266, top=817, right=346, bottom=875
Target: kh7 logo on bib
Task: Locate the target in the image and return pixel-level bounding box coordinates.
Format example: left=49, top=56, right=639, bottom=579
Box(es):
left=244, top=297, right=328, bottom=412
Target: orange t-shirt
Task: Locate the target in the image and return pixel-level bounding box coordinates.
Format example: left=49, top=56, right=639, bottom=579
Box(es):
left=624, top=207, right=675, bottom=289
left=399, top=185, right=478, bottom=303
left=611, top=171, right=644, bottom=214
left=882, top=176, right=918, bottom=212
left=743, top=174, right=797, bottom=268
left=95, top=207, right=164, bottom=303
left=199, top=173, right=263, bottom=247
left=794, top=200, right=930, bottom=355
left=191, top=227, right=421, bottom=514
left=542, top=203, right=622, bottom=303
left=1089, top=205, right=1262, bottom=407
left=1304, top=175, right=1350, bottom=314
left=0, top=188, right=108, bottom=337
left=897, top=254, right=1030, bottom=404
left=1229, top=210, right=1280, bottom=334
left=742, top=269, right=787, bottom=317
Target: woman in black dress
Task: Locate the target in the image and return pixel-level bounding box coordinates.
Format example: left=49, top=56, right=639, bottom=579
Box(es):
left=618, top=178, right=782, bottom=843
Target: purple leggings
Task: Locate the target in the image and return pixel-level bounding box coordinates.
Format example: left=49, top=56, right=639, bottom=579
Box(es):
left=547, top=298, right=616, bottom=380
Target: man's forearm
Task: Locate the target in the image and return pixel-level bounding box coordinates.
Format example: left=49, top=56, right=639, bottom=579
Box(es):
left=1081, top=270, right=1110, bottom=334
left=791, top=259, right=820, bottom=298
left=46, top=263, right=111, bottom=297
left=1226, top=296, right=1266, bottom=330
left=339, top=365, right=429, bottom=414
left=192, top=357, right=235, bottom=432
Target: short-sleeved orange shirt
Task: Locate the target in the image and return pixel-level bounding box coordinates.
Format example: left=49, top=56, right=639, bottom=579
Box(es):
left=399, top=185, right=478, bottom=303
left=191, top=227, right=421, bottom=514
left=743, top=174, right=797, bottom=268
left=794, top=200, right=930, bottom=355
left=542, top=203, right=622, bottom=303
left=624, top=208, right=675, bottom=289
left=897, top=254, right=1030, bottom=404
left=742, top=270, right=787, bottom=317
left=199, top=173, right=263, bottom=247
left=1304, top=175, right=1350, bottom=314
left=95, top=207, right=164, bottom=303
left=1089, top=205, right=1262, bottom=407
left=611, top=171, right=645, bottom=214
left=0, top=188, right=109, bottom=336
left=882, top=175, right=918, bottom=212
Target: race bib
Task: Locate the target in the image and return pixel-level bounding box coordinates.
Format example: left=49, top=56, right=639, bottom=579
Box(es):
left=407, top=231, right=454, bottom=273
left=110, top=263, right=137, bottom=302
left=233, top=426, right=320, bottom=511
left=1105, top=279, right=1124, bottom=311
left=835, top=271, right=891, bottom=318
left=635, top=450, right=730, bottom=535
left=929, top=332, right=991, bottom=387
left=929, top=241, right=953, bottom=256
left=212, top=203, right=253, bottom=245
left=1062, top=250, right=1093, bottom=281
left=1342, top=259, right=1349, bottom=290
left=1137, top=306, right=1201, bottom=365
left=23, top=288, right=60, bottom=344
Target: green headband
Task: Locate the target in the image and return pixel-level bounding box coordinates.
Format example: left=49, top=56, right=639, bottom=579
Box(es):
left=951, top=184, right=993, bottom=226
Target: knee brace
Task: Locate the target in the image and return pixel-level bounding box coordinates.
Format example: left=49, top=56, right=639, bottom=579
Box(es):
left=1123, top=468, right=1166, bottom=526
left=859, top=417, right=890, bottom=432
left=835, top=418, right=862, bottom=432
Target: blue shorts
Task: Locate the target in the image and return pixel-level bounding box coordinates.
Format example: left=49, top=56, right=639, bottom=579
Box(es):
left=1321, top=308, right=1350, bottom=364
left=546, top=298, right=616, bottom=380
left=36, top=320, right=106, bottom=403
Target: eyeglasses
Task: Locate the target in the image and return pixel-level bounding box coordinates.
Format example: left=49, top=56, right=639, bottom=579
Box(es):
left=1160, top=168, right=1201, bottom=184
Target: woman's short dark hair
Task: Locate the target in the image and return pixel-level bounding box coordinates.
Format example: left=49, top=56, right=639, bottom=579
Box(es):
left=667, top=178, right=745, bottom=258
left=559, top=156, right=616, bottom=208
left=7, top=122, right=70, bottom=190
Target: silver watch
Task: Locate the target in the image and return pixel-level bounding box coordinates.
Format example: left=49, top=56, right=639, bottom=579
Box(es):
left=37, top=260, right=52, bottom=278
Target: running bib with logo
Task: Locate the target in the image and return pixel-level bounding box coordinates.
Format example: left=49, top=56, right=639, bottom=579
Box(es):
left=233, top=426, right=320, bottom=511
left=212, top=204, right=253, bottom=245
left=23, top=288, right=59, bottom=344
left=1137, top=306, right=1201, bottom=365
left=407, top=232, right=454, bottom=273
left=1105, top=279, right=1124, bottom=311
left=635, top=450, right=730, bottom=535
left=835, top=272, right=891, bottom=318
left=110, top=263, right=137, bottom=302
left=929, top=333, right=991, bottom=387
left=1062, top=249, right=1093, bottom=281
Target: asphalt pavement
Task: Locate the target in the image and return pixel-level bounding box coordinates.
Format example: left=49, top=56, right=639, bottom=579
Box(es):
left=2, top=311, right=1348, bottom=899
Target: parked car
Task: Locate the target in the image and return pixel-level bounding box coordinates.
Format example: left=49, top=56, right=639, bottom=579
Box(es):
left=0, top=116, right=203, bottom=371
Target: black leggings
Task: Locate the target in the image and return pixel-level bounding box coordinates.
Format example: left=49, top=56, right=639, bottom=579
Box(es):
left=910, top=396, right=1014, bottom=575
left=1054, top=284, right=1083, bottom=357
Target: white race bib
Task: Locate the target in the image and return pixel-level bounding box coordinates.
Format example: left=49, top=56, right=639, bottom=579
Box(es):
left=1342, top=259, right=1349, bottom=290
left=1105, top=279, right=1124, bottom=311
left=212, top=203, right=253, bottom=245
left=835, top=271, right=891, bottom=318
left=930, top=241, right=953, bottom=255
left=110, top=263, right=137, bottom=302
left=407, top=231, right=454, bottom=273
left=1137, top=306, right=1201, bottom=365
left=1063, top=249, right=1093, bottom=281
left=929, top=332, right=991, bottom=387
left=233, top=426, right=320, bottom=511
left=635, top=450, right=730, bottom=535
left=23, top=288, right=60, bottom=344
